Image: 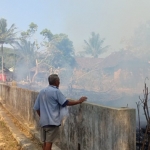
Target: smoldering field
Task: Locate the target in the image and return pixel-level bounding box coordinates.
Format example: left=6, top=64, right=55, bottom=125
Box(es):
left=16, top=53, right=150, bottom=124
left=2, top=0, right=150, bottom=125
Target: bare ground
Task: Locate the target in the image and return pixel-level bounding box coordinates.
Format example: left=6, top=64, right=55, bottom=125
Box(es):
left=0, top=120, right=21, bottom=150
left=0, top=105, right=42, bottom=150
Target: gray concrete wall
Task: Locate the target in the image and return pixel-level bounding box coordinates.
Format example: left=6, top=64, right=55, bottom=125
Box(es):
left=0, top=84, right=136, bottom=150
left=60, top=103, right=136, bottom=150
left=0, top=84, right=39, bottom=129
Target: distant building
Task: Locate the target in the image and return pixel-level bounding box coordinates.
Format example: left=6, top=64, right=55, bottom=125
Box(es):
left=0, top=67, right=13, bottom=81
left=73, top=51, right=150, bottom=91
left=0, top=74, right=6, bottom=81
left=75, top=57, right=103, bottom=71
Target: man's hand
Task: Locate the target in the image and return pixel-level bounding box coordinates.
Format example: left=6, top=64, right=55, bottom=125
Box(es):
left=79, top=96, right=87, bottom=103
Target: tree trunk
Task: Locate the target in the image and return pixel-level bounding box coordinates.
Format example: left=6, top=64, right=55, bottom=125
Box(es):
left=32, top=59, right=38, bottom=83
left=1, top=44, right=4, bottom=82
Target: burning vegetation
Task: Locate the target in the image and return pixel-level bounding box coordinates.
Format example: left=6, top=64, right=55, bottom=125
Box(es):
left=0, top=18, right=150, bottom=103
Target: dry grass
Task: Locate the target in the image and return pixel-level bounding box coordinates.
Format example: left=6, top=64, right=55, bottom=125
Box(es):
left=0, top=120, right=21, bottom=150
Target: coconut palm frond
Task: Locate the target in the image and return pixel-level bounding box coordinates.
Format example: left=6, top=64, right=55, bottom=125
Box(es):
left=83, top=32, right=109, bottom=58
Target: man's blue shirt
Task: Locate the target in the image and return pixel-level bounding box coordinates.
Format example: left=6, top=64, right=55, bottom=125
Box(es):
left=33, top=85, right=68, bottom=127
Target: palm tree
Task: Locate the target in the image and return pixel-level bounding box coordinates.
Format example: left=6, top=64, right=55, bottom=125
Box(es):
left=83, top=32, right=108, bottom=58
left=15, top=40, right=37, bottom=82
left=0, top=18, right=17, bottom=81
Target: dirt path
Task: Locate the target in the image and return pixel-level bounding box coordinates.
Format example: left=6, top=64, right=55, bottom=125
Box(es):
left=0, top=104, right=60, bottom=150
left=0, top=120, right=21, bottom=150
left=0, top=104, right=42, bottom=150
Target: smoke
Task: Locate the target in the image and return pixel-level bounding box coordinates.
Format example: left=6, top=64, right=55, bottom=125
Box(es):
left=58, top=0, right=150, bottom=53
left=1, top=0, right=150, bottom=53
left=1, top=0, right=150, bottom=125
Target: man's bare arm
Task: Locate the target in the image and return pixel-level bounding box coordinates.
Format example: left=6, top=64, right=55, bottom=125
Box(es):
left=67, top=96, right=87, bottom=106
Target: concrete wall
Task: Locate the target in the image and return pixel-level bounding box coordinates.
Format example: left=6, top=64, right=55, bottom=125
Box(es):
left=0, top=84, right=39, bottom=129
left=0, top=84, right=136, bottom=150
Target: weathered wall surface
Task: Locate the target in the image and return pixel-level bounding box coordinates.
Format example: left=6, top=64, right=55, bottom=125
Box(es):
left=0, top=84, right=39, bottom=129
left=0, top=84, right=136, bottom=150
left=60, top=104, right=136, bottom=150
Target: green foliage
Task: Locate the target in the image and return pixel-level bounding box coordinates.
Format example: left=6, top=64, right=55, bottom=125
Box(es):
left=82, top=32, right=108, bottom=58
left=0, top=18, right=17, bottom=45
left=0, top=18, right=76, bottom=79
left=20, top=22, right=38, bottom=40
left=0, top=18, right=18, bottom=80
left=20, top=31, right=30, bottom=40
left=42, top=33, right=76, bottom=68
left=29, top=22, right=38, bottom=33
left=40, top=28, right=53, bottom=42
left=55, top=34, right=75, bottom=67
left=0, top=47, right=15, bottom=68
left=15, top=39, right=36, bottom=68
left=13, top=39, right=39, bottom=80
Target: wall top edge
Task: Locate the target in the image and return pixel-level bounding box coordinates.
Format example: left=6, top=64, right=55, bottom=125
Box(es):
left=0, top=83, right=135, bottom=111
left=0, top=83, right=39, bottom=94
left=85, top=102, right=135, bottom=111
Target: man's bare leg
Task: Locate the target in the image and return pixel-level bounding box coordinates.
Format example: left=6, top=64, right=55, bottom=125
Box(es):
left=43, top=142, right=52, bottom=150
left=43, top=143, right=46, bottom=150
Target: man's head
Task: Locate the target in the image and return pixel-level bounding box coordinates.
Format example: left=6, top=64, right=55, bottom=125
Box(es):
left=48, top=74, right=60, bottom=88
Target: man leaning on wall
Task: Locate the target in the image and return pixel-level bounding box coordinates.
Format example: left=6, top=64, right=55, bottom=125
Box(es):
left=33, top=74, right=87, bottom=150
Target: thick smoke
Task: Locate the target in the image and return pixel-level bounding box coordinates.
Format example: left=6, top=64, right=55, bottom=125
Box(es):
left=1, top=0, right=150, bottom=126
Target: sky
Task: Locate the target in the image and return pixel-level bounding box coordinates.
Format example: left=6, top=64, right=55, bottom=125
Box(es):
left=1, top=0, right=150, bottom=56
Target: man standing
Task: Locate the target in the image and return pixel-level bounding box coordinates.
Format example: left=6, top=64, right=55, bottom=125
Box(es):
left=33, top=74, right=87, bottom=150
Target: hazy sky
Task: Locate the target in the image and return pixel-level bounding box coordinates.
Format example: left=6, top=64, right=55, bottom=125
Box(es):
left=1, top=0, right=150, bottom=55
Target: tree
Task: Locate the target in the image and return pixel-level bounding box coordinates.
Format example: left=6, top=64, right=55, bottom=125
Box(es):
left=40, top=31, right=76, bottom=68
left=0, top=47, right=16, bottom=69
left=40, top=28, right=53, bottom=42
left=17, top=23, right=42, bottom=82
left=0, top=18, right=17, bottom=81
left=20, top=22, right=38, bottom=40
left=28, top=22, right=38, bottom=34
left=15, top=40, right=37, bottom=81
left=82, top=32, right=108, bottom=58
left=54, top=34, right=76, bottom=67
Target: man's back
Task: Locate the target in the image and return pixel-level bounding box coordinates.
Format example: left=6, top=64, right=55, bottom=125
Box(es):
left=33, top=86, right=67, bottom=127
